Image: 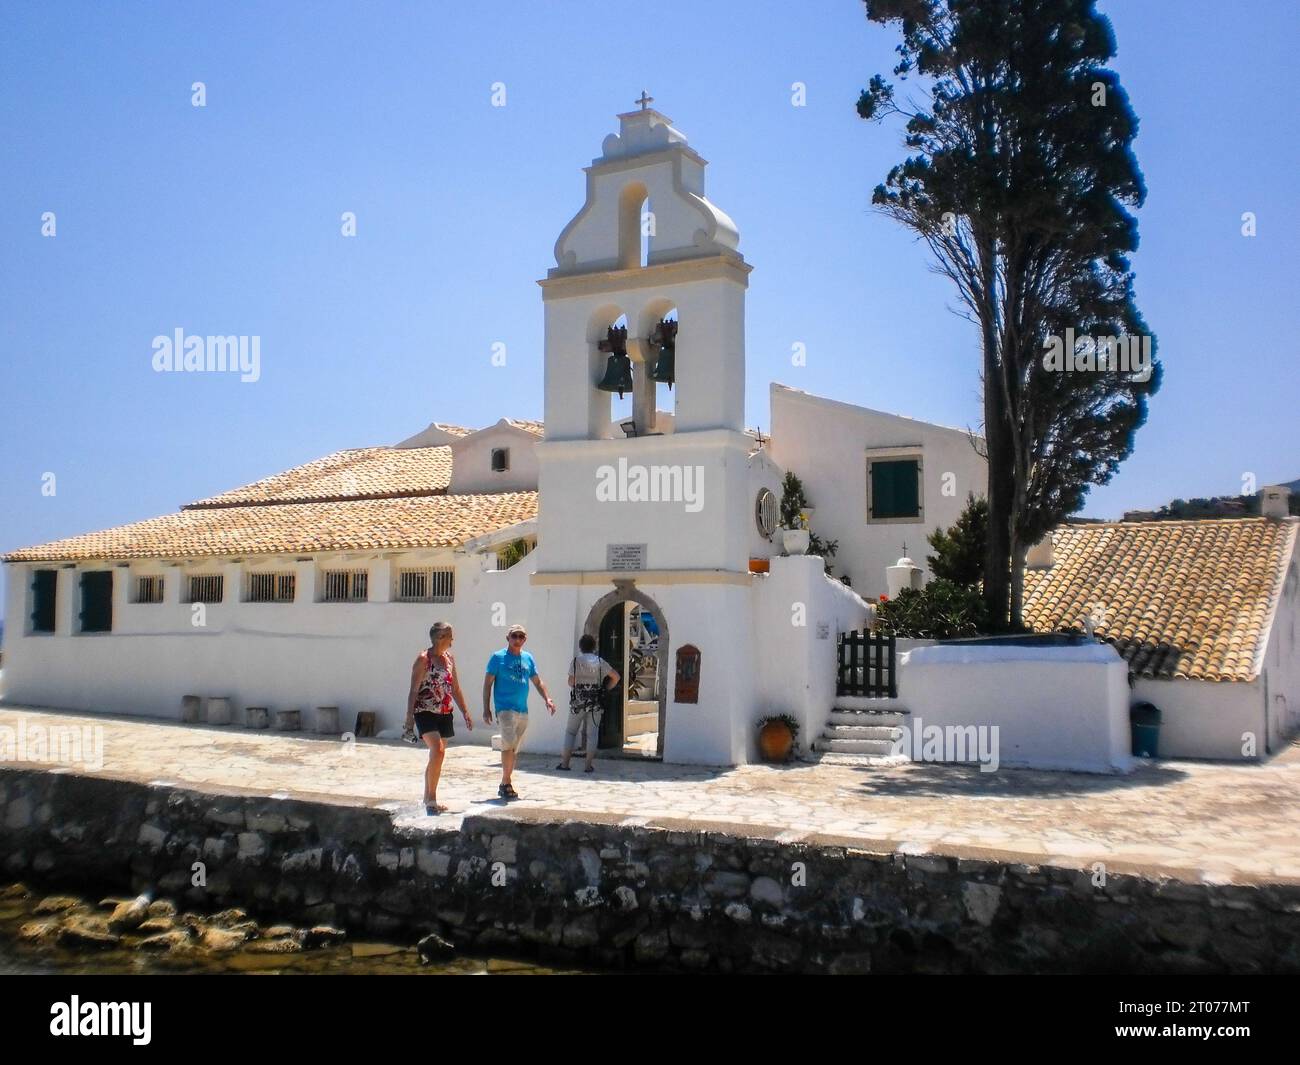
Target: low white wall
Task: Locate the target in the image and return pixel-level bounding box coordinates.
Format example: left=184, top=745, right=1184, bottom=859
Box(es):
left=1, top=554, right=536, bottom=745
left=1131, top=677, right=1264, bottom=761
left=899, top=643, right=1133, bottom=774
left=753, top=555, right=872, bottom=759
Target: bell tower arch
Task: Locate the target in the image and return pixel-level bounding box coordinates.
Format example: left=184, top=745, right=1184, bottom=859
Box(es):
left=540, top=95, right=750, bottom=442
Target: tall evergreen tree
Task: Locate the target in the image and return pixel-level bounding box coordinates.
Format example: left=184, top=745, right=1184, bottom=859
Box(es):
left=927, top=493, right=987, bottom=588
left=856, top=0, right=1160, bottom=628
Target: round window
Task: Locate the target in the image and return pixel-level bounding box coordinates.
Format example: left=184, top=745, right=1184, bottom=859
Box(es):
left=755, top=487, right=778, bottom=538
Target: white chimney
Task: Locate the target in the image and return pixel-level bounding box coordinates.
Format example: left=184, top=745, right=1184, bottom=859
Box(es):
left=1261, top=485, right=1291, bottom=520
left=885, top=556, right=924, bottom=599
left=1026, top=533, right=1055, bottom=569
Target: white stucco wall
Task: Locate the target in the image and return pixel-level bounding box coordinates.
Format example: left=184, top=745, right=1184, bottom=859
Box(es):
left=1, top=552, right=535, bottom=744
left=768, top=383, right=987, bottom=599
left=1130, top=677, right=1264, bottom=761
left=535, top=431, right=758, bottom=574
left=752, top=555, right=873, bottom=758
left=520, top=575, right=760, bottom=766
left=899, top=643, right=1133, bottom=773
left=447, top=421, right=540, bottom=495
left=1260, top=550, right=1300, bottom=753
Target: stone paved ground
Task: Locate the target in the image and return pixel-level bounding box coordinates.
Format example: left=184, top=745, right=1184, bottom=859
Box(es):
left=3, top=705, right=1300, bottom=884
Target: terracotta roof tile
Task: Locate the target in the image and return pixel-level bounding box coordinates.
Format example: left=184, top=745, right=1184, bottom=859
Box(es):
left=503, top=419, right=544, bottom=437
left=1023, top=517, right=1297, bottom=682
left=4, top=493, right=538, bottom=562
left=185, top=447, right=453, bottom=508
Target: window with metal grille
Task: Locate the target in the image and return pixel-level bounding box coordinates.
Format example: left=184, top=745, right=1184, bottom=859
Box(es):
left=31, top=569, right=57, bottom=633
left=755, top=487, right=778, bottom=538
left=187, top=574, right=224, bottom=604
left=322, top=569, right=368, bottom=602
left=136, top=575, right=165, bottom=604
left=397, top=567, right=454, bottom=603
left=79, top=571, right=113, bottom=633
left=247, top=571, right=295, bottom=603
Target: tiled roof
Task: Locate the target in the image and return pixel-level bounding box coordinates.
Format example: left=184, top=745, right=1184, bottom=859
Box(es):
left=4, top=493, right=539, bottom=562
left=185, top=447, right=453, bottom=508
left=503, top=419, right=544, bottom=437
left=1023, top=517, right=1298, bottom=682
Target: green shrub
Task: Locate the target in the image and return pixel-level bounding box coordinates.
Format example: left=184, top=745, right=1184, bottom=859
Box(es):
left=874, top=579, right=989, bottom=640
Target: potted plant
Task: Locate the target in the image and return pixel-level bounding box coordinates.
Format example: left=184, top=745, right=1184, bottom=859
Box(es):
left=756, top=713, right=800, bottom=762
left=778, top=473, right=811, bottom=555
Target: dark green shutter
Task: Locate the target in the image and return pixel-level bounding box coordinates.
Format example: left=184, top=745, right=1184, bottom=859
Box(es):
left=31, top=569, right=57, bottom=632
left=79, top=571, right=113, bottom=632
left=871, top=460, right=920, bottom=519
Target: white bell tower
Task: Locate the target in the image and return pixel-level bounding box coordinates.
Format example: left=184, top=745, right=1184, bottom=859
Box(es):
left=540, top=95, right=750, bottom=441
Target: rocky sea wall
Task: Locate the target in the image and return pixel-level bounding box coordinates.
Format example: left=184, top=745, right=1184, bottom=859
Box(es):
left=3, top=766, right=1298, bottom=973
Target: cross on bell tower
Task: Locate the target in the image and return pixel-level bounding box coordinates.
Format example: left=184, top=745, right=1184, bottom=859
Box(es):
left=635, top=90, right=654, bottom=111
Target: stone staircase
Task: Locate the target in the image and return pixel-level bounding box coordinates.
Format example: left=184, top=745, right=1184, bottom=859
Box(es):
left=811, top=697, right=911, bottom=766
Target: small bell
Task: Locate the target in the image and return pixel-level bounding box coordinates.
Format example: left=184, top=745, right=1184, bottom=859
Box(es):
left=649, top=318, right=677, bottom=389
left=596, top=324, right=633, bottom=398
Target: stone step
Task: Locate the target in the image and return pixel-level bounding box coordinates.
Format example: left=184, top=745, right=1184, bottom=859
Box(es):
left=829, top=710, right=910, bottom=728
left=834, top=696, right=909, bottom=713
left=813, top=751, right=911, bottom=767
left=813, top=736, right=899, bottom=756
left=625, top=711, right=658, bottom=737
left=821, top=724, right=901, bottom=741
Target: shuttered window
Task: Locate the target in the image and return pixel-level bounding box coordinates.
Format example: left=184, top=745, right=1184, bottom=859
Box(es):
left=79, top=571, right=113, bottom=633
left=31, top=569, right=57, bottom=633
left=869, top=459, right=921, bottom=520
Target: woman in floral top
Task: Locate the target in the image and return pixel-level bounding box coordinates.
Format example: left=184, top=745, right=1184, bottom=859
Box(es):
left=404, top=621, right=472, bottom=814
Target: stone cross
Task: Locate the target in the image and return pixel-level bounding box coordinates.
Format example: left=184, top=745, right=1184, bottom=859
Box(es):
left=636, top=90, right=654, bottom=111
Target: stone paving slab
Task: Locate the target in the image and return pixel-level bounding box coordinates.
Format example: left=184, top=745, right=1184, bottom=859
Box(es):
left=3, top=704, right=1300, bottom=884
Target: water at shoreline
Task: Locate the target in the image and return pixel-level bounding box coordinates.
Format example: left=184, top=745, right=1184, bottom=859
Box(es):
left=0, top=883, right=578, bottom=976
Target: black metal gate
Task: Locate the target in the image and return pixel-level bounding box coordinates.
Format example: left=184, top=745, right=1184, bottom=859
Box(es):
left=836, top=631, right=896, bottom=698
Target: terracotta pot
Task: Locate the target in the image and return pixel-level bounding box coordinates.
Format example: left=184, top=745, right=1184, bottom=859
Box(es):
left=748, top=557, right=770, bottom=574
left=759, top=720, right=795, bottom=762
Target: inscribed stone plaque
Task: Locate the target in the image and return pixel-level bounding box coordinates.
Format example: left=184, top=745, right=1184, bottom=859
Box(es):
left=607, top=543, right=647, bottom=571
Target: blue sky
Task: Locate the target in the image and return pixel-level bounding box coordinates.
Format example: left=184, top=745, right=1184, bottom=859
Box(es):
left=1, top=0, right=1297, bottom=620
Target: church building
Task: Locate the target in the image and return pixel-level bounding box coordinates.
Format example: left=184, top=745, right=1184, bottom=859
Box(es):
left=1, top=100, right=998, bottom=766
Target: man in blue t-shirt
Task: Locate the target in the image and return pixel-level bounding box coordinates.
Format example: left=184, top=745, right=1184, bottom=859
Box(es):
left=483, top=623, right=555, bottom=800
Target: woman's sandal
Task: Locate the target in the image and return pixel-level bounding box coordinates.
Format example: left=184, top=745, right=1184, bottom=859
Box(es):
left=425, top=800, right=448, bottom=815
left=584, top=765, right=595, bottom=773
left=555, top=763, right=571, bottom=771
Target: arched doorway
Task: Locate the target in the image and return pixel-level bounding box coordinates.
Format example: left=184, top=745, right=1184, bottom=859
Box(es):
left=583, top=581, right=668, bottom=759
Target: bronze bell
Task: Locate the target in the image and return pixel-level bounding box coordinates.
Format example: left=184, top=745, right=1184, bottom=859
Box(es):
left=596, top=324, right=633, bottom=398
left=597, top=353, right=635, bottom=397
left=649, top=318, right=677, bottom=389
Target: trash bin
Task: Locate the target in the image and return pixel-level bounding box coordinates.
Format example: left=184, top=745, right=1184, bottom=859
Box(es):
left=1130, top=701, right=1161, bottom=758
